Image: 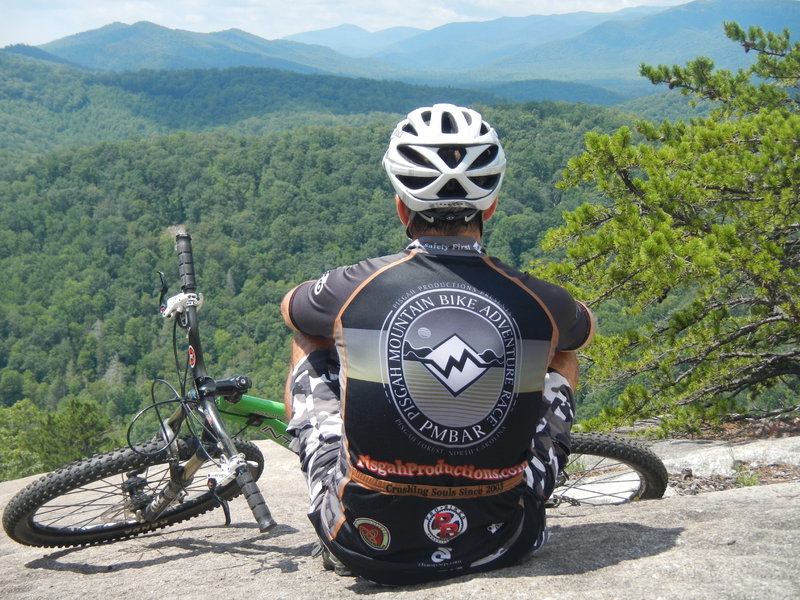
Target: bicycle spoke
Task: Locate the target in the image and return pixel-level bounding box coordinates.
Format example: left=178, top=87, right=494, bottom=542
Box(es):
left=555, top=452, right=647, bottom=505
left=30, top=455, right=223, bottom=532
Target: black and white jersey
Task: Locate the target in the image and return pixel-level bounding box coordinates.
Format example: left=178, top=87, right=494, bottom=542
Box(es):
left=286, top=235, right=593, bottom=583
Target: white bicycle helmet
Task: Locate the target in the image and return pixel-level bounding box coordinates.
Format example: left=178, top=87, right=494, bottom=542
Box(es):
left=382, top=103, right=506, bottom=214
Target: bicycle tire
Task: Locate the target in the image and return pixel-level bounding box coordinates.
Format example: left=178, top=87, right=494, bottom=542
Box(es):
left=2, top=437, right=264, bottom=548
left=551, top=432, right=668, bottom=506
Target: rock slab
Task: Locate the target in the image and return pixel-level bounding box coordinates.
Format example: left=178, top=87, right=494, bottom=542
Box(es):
left=0, top=439, right=798, bottom=600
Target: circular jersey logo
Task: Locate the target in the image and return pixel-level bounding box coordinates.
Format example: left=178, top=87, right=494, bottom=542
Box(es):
left=354, top=518, right=391, bottom=551
left=381, top=288, right=519, bottom=448
left=424, top=505, right=468, bottom=544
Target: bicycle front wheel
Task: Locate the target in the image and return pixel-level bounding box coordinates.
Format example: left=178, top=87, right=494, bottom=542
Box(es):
left=551, top=432, right=668, bottom=506
left=2, top=437, right=264, bottom=547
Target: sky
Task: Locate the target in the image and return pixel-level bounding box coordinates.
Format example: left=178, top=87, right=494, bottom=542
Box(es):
left=0, top=0, right=692, bottom=47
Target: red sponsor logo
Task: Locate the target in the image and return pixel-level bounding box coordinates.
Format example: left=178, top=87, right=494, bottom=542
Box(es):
left=424, top=505, right=467, bottom=544
left=354, top=518, right=390, bottom=551
left=188, top=346, right=196, bottom=368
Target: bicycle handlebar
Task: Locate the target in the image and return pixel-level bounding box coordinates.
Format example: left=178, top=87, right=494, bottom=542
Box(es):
left=167, top=231, right=277, bottom=534
left=236, top=468, right=277, bottom=532
left=176, top=233, right=197, bottom=293
left=215, top=375, right=252, bottom=395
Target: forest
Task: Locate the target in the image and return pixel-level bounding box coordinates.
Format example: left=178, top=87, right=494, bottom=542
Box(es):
left=0, top=23, right=797, bottom=480
left=0, top=98, right=631, bottom=479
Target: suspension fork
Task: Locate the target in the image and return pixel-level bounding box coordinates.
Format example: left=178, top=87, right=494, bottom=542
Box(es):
left=140, top=398, right=232, bottom=522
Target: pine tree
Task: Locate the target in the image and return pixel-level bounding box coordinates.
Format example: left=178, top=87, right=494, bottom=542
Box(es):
left=536, top=23, right=800, bottom=432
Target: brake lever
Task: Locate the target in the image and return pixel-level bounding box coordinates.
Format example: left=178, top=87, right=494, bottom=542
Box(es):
left=158, top=271, right=169, bottom=315
left=207, top=478, right=232, bottom=525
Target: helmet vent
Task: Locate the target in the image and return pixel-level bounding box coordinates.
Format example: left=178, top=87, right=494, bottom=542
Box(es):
left=398, top=145, right=432, bottom=167
left=471, top=145, right=499, bottom=168
left=397, top=175, right=437, bottom=190
left=441, top=112, right=457, bottom=133
left=438, top=179, right=468, bottom=198
left=468, top=174, right=500, bottom=190
left=437, top=147, right=465, bottom=168
left=402, top=123, right=418, bottom=136
left=480, top=122, right=489, bottom=135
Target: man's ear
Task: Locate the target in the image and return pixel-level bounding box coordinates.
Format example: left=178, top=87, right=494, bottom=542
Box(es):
left=482, top=198, right=499, bottom=221
left=396, top=196, right=411, bottom=225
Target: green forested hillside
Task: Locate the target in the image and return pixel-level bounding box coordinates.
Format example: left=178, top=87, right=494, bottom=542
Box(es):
left=0, top=50, right=705, bottom=171
left=471, top=79, right=627, bottom=105
left=615, top=91, right=714, bottom=122
left=0, top=51, right=500, bottom=159
left=0, top=102, right=630, bottom=478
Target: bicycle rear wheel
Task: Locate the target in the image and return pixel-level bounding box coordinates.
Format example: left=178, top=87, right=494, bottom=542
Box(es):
left=2, top=437, right=264, bottom=547
left=551, top=432, right=668, bottom=506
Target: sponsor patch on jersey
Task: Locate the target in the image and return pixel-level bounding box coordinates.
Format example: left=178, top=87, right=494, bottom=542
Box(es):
left=424, top=504, right=468, bottom=544
left=381, top=287, right=520, bottom=448
left=354, top=518, right=391, bottom=551
left=313, top=271, right=330, bottom=295
left=431, top=547, right=453, bottom=564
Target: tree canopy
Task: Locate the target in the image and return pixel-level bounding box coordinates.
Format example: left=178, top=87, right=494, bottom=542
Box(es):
left=535, top=23, right=800, bottom=432
left=0, top=101, right=630, bottom=479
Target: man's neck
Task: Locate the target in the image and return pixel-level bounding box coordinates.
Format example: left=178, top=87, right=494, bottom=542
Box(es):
left=408, top=229, right=482, bottom=241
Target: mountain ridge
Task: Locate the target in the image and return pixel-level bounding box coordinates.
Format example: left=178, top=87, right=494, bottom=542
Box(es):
left=481, top=0, right=799, bottom=80
left=4, top=1, right=797, bottom=111
left=367, top=6, right=670, bottom=70
left=284, top=24, right=424, bottom=57
left=31, top=0, right=800, bottom=88
left=40, top=20, right=402, bottom=77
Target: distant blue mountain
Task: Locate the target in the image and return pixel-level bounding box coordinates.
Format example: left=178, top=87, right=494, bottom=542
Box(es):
left=283, top=24, right=423, bottom=57
left=368, top=6, right=668, bottom=70
left=482, top=0, right=800, bottom=81
left=39, top=21, right=400, bottom=77
left=31, top=0, right=800, bottom=103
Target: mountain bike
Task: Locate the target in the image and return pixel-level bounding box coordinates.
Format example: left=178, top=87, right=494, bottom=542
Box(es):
left=2, top=232, right=668, bottom=548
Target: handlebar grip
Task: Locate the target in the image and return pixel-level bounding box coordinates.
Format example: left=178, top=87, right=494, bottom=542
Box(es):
left=235, top=467, right=277, bottom=533
left=175, top=233, right=197, bottom=293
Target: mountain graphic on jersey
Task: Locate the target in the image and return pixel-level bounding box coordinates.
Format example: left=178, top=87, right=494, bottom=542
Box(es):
left=403, top=335, right=503, bottom=396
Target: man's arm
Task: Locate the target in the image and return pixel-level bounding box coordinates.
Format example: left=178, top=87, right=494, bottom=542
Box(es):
left=548, top=351, right=579, bottom=389
left=531, top=306, right=595, bottom=501
left=531, top=370, right=575, bottom=500
left=281, top=286, right=334, bottom=415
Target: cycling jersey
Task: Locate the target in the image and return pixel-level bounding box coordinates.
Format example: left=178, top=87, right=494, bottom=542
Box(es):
left=285, top=236, right=592, bottom=584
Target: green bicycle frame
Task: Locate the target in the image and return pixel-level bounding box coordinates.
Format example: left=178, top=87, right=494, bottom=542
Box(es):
left=217, top=395, right=293, bottom=449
